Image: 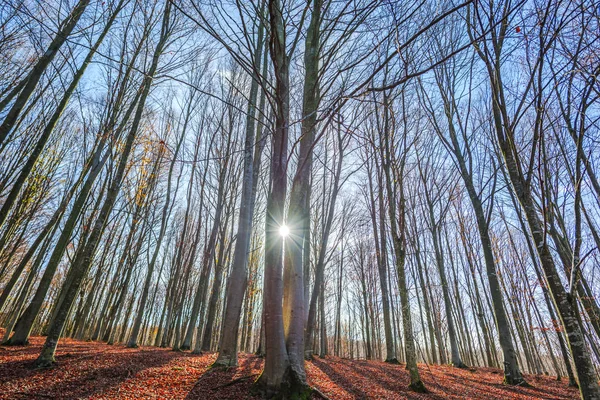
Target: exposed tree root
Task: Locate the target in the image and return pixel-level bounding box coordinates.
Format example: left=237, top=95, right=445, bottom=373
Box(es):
left=504, top=378, right=532, bottom=388
left=211, top=355, right=239, bottom=368
left=212, top=373, right=259, bottom=390
left=502, top=370, right=531, bottom=388
left=33, top=358, right=56, bottom=369
left=253, top=365, right=312, bottom=399
left=311, top=386, right=332, bottom=399
left=2, top=338, right=29, bottom=346
left=409, top=380, right=428, bottom=393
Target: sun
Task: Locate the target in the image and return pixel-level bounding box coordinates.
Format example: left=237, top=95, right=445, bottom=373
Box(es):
left=279, top=224, right=290, bottom=238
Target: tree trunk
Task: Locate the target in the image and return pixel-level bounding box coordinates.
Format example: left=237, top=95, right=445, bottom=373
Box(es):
left=255, top=0, right=300, bottom=396
left=0, top=1, right=121, bottom=230
left=0, top=0, right=90, bottom=148
left=494, top=86, right=600, bottom=399
left=127, top=129, right=181, bottom=348
left=34, top=3, right=173, bottom=367
left=380, top=99, right=426, bottom=391
left=214, top=13, right=266, bottom=364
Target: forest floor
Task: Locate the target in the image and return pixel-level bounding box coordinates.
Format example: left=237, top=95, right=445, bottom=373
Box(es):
left=0, top=333, right=578, bottom=399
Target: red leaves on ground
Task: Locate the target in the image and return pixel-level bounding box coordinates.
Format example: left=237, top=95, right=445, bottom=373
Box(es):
left=0, top=335, right=578, bottom=399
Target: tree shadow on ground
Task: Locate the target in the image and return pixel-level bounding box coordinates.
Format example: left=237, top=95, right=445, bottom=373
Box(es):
left=185, top=354, right=263, bottom=400
left=344, top=359, right=411, bottom=394
left=311, top=357, right=371, bottom=399
left=0, top=342, right=186, bottom=399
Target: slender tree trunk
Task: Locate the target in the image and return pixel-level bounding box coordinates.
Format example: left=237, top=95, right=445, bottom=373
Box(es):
left=182, top=150, right=226, bottom=351
left=214, top=12, right=265, bottom=364
left=305, top=130, right=343, bottom=355
left=0, top=0, right=90, bottom=148
left=255, top=0, right=298, bottom=395
left=424, top=194, right=466, bottom=369
left=127, top=131, right=180, bottom=348
left=0, top=1, right=121, bottom=231
left=411, top=227, right=438, bottom=365
left=494, top=89, right=600, bottom=399
left=34, top=3, right=173, bottom=366
left=366, top=158, right=397, bottom=363
left=319, top=280, right=327, bottom=357
left=381, top=155, right=426, bottom=391
left=201, top=230, right=231, bottom=351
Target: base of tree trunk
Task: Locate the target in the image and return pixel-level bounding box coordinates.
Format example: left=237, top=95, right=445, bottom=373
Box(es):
left=568, top=380, right=579, bottom=388
left=191, top=349, right=203, bottom=355
left=2, top=338, right=29, bottom=346
left=453, top=361, right=469, bottom=369
left=409, top=380, right=428, bottom=393
left=384, top=358, right=401, bottom=365
left=503, top=376, right=530, bottom=387
left=126, top=342, right=139, bottom=349
left=179, top=345, right=190, bottom=351
left=253, top=366, right=312, bottom=399
left=34, top=357, right=56, bottom=369
left=304, top=350, right=313, bottom=360
left=212, top=356, right=237, bottom=368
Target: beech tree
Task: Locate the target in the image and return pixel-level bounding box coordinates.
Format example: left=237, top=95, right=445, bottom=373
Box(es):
left=0, top=0, right=598, bottom=399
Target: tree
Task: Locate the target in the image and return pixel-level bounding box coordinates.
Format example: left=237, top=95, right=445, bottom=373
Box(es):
left=34, top=0, right=175, bottom=367
left=468, top=0, right=600, bottom=396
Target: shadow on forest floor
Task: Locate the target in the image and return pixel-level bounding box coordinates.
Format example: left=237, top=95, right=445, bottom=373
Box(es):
left=185, top=355, right=264, bottom=400
left=0, top=334, right=578, bottom=400
left=0, top=336, right=186, bottom=399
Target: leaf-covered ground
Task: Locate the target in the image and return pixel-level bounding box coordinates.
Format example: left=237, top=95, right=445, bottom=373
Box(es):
left=0, top=334, right=578, bottom=399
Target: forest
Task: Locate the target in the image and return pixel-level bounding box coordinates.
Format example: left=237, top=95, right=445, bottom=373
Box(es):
left=0, top=0, right=598, bottom=399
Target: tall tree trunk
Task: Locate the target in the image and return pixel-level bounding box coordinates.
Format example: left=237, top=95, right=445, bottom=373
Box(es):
left=423, top=189, right=466, bottom=369
left=492, top=71, right=600, bottom=400
left=410, top=223, right=438, bottom=365
left=441, top=112, right=523, bottom=380
left=0, top=0, right=90, bottom=148
left=255, top=0, right=296, bottom=395
left=305, top=128, right=343, bottom=355
left=366, top=157, right=397, bottom=363
left=215, top=11, right=266, bottom=364
left=127, top=129, right=182, bottom=348
left=201, top=228, right=231, bottom=351
left=34, top=2, right=173, bottom=367
left=0, top=1, right=122, bottom=231
left=281, top=3, right=320, bottom=387
left=184, top=159, right=226, bottom=352
left=380, top=91, right=426, bottom=391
